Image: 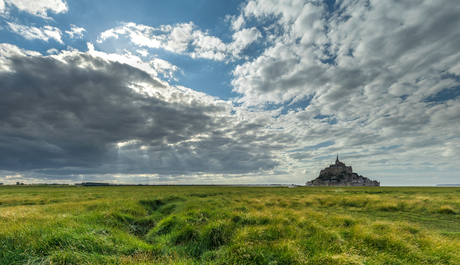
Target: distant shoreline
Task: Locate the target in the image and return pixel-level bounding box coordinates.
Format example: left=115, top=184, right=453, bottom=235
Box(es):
left=2, top=183, right=460, bottom=187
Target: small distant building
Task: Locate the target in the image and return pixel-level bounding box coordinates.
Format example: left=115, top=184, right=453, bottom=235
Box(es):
left=306, top=155, right=380, bottom=187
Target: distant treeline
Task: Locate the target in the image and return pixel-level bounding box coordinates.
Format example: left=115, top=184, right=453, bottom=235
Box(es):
left=75, top=182, right=301, bottom=187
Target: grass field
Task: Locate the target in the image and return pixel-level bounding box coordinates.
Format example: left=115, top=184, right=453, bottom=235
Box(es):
left=1, top=185, right=459, bottom=264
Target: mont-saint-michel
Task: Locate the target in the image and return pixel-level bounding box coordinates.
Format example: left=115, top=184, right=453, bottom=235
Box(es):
left=306, top=155, right=380, bottom=187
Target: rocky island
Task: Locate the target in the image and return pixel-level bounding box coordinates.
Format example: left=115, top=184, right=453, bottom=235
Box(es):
left=306, top=155, right=380, bottom=186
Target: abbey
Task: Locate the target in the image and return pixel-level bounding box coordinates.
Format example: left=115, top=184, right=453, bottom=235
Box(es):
left=306, top=155, right=380, bottom=186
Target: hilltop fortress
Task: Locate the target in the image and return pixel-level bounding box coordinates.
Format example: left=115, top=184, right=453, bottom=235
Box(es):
left=306, top=155, right=380, bottom=186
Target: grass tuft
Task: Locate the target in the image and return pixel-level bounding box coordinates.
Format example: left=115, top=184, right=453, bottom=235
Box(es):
left=439, top=205, right=456, bottom=214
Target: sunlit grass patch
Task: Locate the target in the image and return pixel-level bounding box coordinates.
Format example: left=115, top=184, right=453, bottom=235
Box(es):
left=438, top=205, right=456, bottom=214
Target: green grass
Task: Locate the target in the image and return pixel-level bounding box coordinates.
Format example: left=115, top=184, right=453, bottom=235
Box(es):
left=1, top=186, right=459, bottom=264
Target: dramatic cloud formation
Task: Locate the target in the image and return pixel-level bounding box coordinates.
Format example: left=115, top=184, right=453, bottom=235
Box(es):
left=232, top=0, right=460, bottom=105
left=226, top=0, right=460, bottom=185
left=0, top=44, right=284, bottom=182
left=1, top=0, right=459, bottom=185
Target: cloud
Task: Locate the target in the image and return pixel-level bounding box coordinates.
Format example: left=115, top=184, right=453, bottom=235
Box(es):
left=85, top=43, right=178, bottom=82
left=65, top=24, right=86, bottom=39
left=230, top=14, right=245, bottom=31
left=98, top=22, right=261, bottom=61
left=7, top=22, right=63, bottom=44
left=1, top=0, right=68, bottom=19
left=0, top=1, right=5, bottom=14
left=228, top=27, right=262, bottom=57
left=0, top=44, right=284, bottom=180
left=232, top=0, right=460, bottom=107
left=230, top=0, right=460, bottom=163
left=46, top=48, right=59, bottom=54
left=136, top=49, right=149, bottom=57
left=150, top=58, right=179, bottom=80
left=216, top=0, right=460, bottom=184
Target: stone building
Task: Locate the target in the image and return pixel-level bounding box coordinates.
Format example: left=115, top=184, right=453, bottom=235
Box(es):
left=306, top=155, right=380, bottom=187
left=320, top=155, right=353, bottom=175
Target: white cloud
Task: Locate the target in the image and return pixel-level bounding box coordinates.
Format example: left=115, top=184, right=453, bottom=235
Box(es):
left=46, top=48, right=59, bottom=54
left=136, top=49, right=149, bottom=57
left=0, top=1, right=5, bottom=14
left=230, top=14, right=245, bottom=31
left=85, top=43, right=168, bottom=84
left=150, top=58, right=179, bottom=80
left=1, top=0, right=68, bottom=19
left=229, top=27, right=262, bottom=57
left=99, top=22, right=169, bottom=49
left=167, top=23, right=194, bottom=52
left=7, top=22, right=63, bottom=44
left=98, top=22, right=261, bottom=61
left=75, top=43, right=176, bottom=85
left=65, top=24, right=86, bottom=39
left=243, top=0, right=309, bottom=27
left=189, top=29, right=227, bottom=60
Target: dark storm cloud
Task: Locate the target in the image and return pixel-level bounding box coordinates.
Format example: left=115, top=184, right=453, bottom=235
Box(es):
left=0, top=50, right=280, bottom=177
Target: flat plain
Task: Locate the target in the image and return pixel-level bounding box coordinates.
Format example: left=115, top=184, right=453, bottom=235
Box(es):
left=1, top=185, right=459, bottom=264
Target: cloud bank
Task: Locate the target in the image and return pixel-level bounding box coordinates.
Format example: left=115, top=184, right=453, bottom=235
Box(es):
left=0, top=44, right=285, bottom=182
left=232, top=0, right=460, bottom=105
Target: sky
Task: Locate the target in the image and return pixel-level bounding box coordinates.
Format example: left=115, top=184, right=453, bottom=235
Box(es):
left=1, top=0, right=459, bottom=186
